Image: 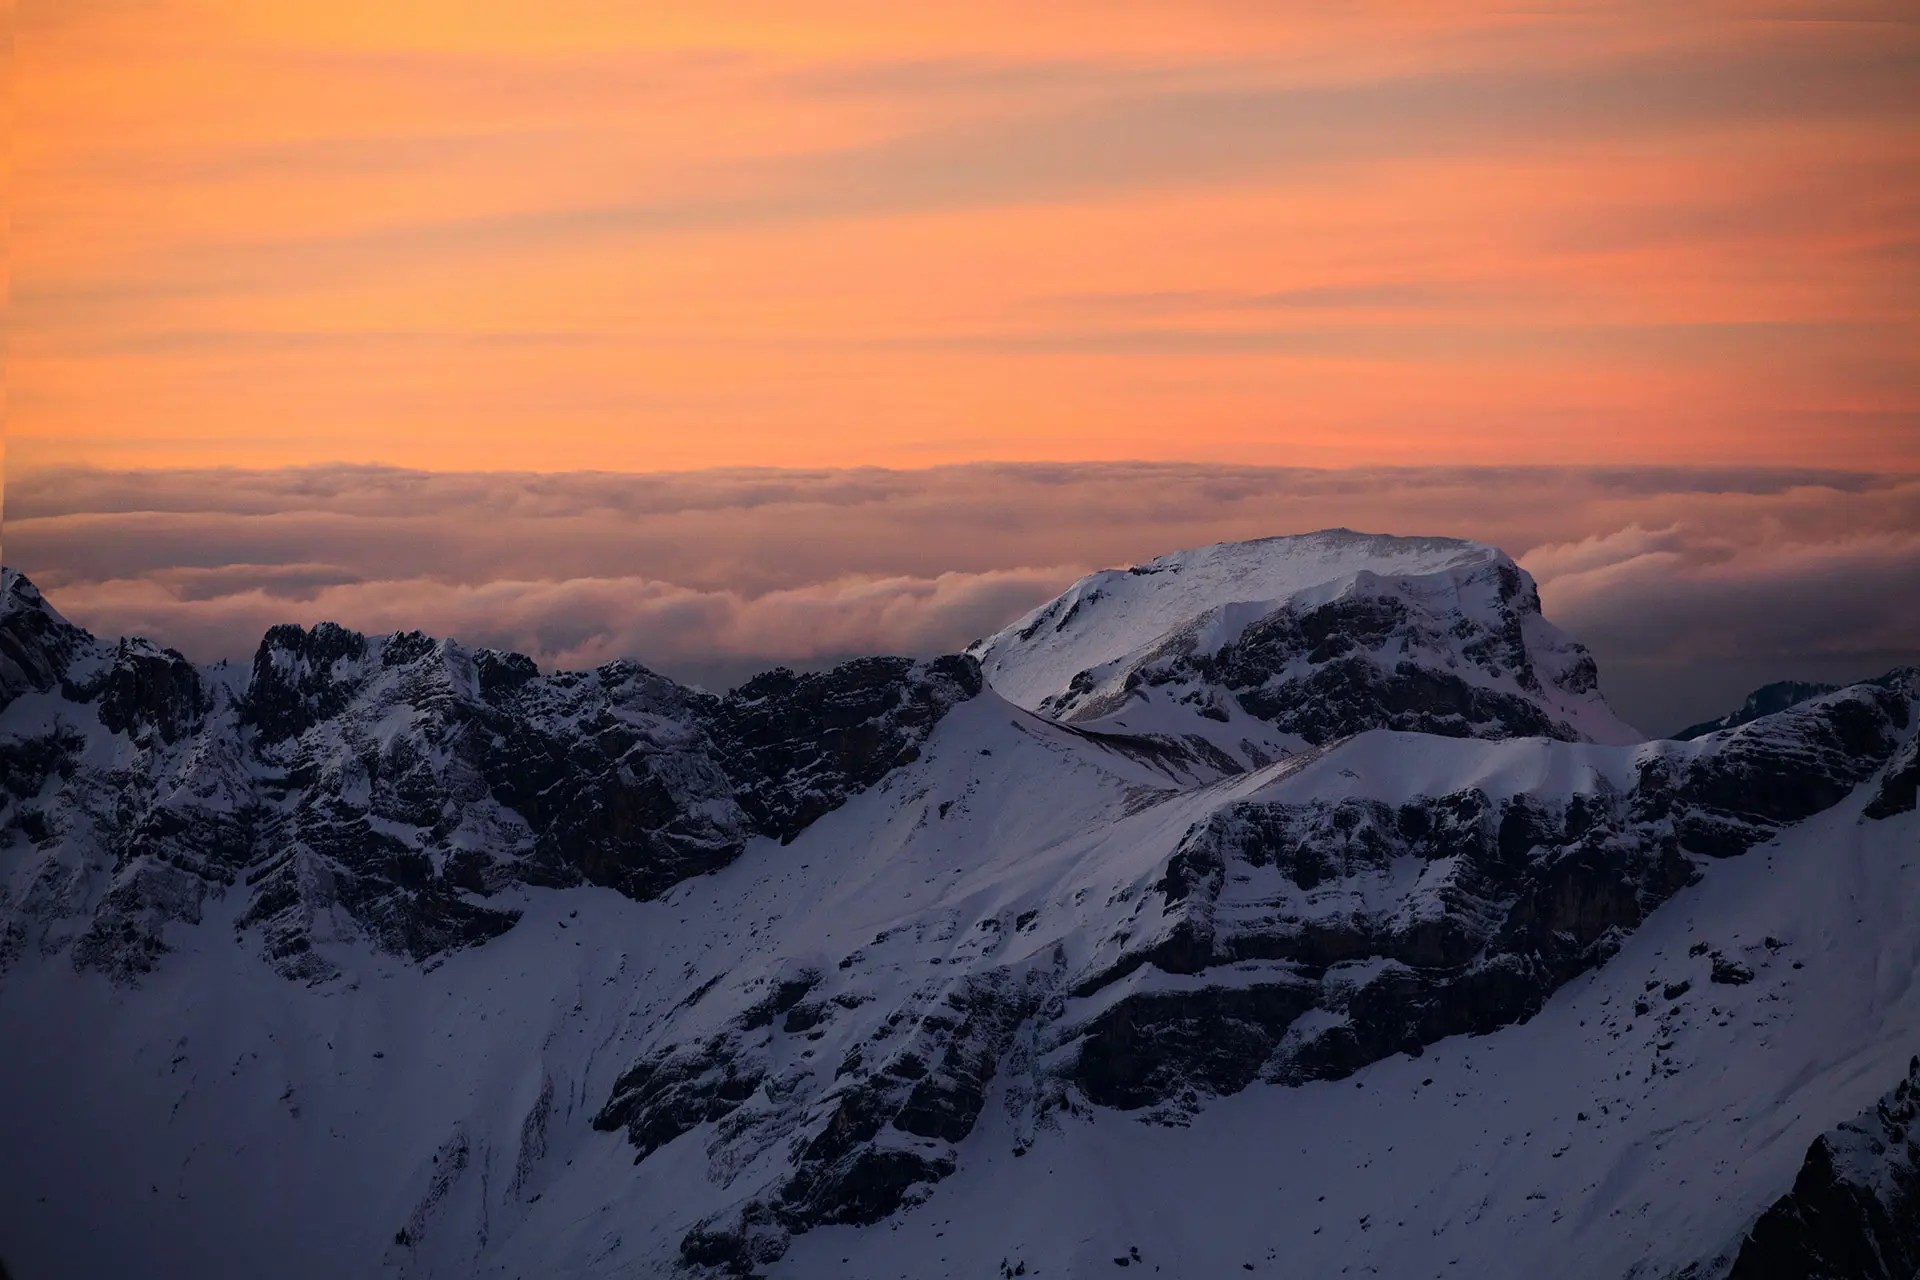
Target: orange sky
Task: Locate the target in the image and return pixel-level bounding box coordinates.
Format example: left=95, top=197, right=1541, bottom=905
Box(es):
left=11, top=2, right=1920, bottom=473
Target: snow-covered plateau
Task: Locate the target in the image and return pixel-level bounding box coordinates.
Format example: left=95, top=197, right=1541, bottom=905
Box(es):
left=1, top=530, right=1914, bottom=1278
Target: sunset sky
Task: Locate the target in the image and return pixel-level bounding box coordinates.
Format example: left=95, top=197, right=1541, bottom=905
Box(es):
left=13, top=1, right=1920, bottom=473
left=7, top=4, right=1920, bottom=733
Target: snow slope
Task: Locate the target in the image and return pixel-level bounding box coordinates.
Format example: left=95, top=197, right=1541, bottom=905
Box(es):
left=782, top=793, right=1920, bottom=1279
left=4, top=677, right=1915, bottom=1276
left=0, top=691, right=1209, bottom=1277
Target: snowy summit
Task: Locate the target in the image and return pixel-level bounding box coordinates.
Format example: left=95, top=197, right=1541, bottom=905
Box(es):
left=973, top=530, right=1640, bottom=763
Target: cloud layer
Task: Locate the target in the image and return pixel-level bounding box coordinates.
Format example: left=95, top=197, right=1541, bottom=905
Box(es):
left=8, top=463, right=1917, bottom=735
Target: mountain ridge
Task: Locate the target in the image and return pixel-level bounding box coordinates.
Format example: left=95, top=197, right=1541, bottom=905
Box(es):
left=0, top=565, right=985, bottom=981
left=1, top=540, right=1915, bottom=1279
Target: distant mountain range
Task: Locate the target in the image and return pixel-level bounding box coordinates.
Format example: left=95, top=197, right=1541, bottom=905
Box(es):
left=2, top=530, right=1914, bottom=1279
left=1673, top=680, right=1840, bottom=741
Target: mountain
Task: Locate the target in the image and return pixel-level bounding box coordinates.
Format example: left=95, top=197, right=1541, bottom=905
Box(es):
left=1675, top=680, right=1841, bottom=741
left=1, top=538, right=1915, bottom=1280
left=969, top=530, right=1641, bottom=768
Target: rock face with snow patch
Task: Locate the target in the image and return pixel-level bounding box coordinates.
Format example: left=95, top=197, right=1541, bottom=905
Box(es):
left=970, top=531, right=1639, bottom=763
left=0, top=571, right=97, bottom=708
left=588, top=677, right=1917, bottom=1271
left=1721, top=1054, right=1920, bottom=1280
left=0, top=569, right=979, bottom=981
left=598, top=960, right=1048, bottom=1273
left=1059, top=680, right=1912, bottom=1113
left=707, top=656, right=982, bottom=841
left=1864, top=725, right=1920, bottom=819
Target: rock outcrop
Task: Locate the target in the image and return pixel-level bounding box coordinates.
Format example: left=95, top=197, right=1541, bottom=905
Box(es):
left=1055, top=680, right=1914, bottom=1116
left=1724, top=1055, right=1920, bottom=1280
left=1675, top=679, right=1839, bottom=741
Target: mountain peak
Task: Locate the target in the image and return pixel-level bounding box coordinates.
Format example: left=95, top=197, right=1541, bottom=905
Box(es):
left=0, top=566, right=100, bottom=710
left=2, top=567, right=55, bottom=618
left=971, top=530, right=1637, bottom=753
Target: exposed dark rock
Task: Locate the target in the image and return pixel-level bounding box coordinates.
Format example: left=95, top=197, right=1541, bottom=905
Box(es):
left=1055, top=681, right=1914, bottom=1120
left=1644, top=680, right=1914, bottom=858
left=1203, top=574, right=1577, bottom=743
left=0, top=578, right=981, bottom=982
left=709, top=655, right=982, bottom=840
left=1067, top=777, right=1698, bottom=1107
left=1864, top=729, right=1920, bottom=820
left=1710, top=956, right=1755, bottom=986
left=1725, top=1055, right=1920, bottom=1280
left=592, top=1032, right=768, bottom=1161
left=1075, top=977, right=1319, bottom=1108
left=93, top=640, right=206, bottom=744
left=679, top=1201, right=789, bottom=1273
left=243, top=621, right=373, bottom=742
left=1017, top=548, right=1614, bottom=746
left=0, top=570, right=93, bottom=711
left=601, top=964, right=1043, bottom=1273
left=1227, top=654, right=1568, bottom=745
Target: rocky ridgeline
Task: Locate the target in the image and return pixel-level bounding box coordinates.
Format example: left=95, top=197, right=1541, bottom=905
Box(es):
left=1201, top=569, right=1593, bottom=742
left=0, top=569, right=978, bottom=981
left=1065, top=679, right=1913, bottom=1111
left=1674, top=678, right=1839, bottom=741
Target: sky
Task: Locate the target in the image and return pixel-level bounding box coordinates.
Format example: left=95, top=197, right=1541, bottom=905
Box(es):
left=11, top=1, right=1920, bottom=472
left=6, top=4, right=1920, bottom=733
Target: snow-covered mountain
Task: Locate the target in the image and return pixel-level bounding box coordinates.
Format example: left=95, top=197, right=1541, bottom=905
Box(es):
left=0, top=567, right=977, bottom=983
left=970, top=530, right=1641, bottom=767
left=1, top=535, right=1915, bottom=1280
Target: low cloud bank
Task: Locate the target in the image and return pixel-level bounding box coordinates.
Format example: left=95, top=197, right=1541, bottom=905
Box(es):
left=8, top=463, right=1916, bottom=734
left=39, top=567, right=1076, bottom=693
